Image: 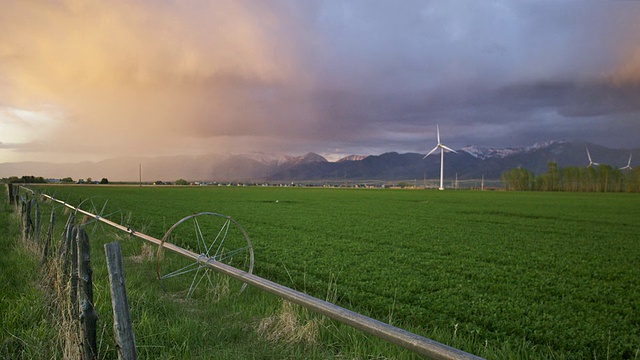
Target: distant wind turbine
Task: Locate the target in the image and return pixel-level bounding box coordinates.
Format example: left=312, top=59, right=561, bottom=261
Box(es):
left=620, top=154, right=633, bottom=170
left=586, top=147, right=599, bottom=167
left=424, top=124, right=457, bottom=190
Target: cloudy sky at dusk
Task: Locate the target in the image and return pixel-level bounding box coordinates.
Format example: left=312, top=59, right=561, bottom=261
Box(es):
left=1, top=0, right=640, bottom=163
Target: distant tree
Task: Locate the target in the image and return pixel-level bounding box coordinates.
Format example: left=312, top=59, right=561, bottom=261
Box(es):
left=100, top=178, right=109, bottom=184
left=547, top=161, right=559, bottom=191
left=596, top=165, right=613, bottom=192
left=502, top=163, right=638, bottom=193
left=561, top=167, right=580, bottom=191
left=175, top=178, right=189, bottom=186
left=610, top=168, right=623, bottom=192
left=501, top=168, right=534, bottom=191
left=624, top=168, right=640, bottom=192
left=17, top=175, right=45, bottom=183
left=61, top=177, right=74, bottom=183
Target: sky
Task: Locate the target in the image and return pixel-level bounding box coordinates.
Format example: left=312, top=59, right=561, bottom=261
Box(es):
left=1, top=0, right=640, bottom=163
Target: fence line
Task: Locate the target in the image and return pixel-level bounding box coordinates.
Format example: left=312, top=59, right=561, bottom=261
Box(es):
left=34, top=189, right=482, bottom=360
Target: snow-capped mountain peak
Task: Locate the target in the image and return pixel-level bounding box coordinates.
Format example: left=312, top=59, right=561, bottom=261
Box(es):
left=337, top=155, right=368, bottom=162
left=461, top=145, right=521, bottom=159
left=462, top=140, right=569, bottom=159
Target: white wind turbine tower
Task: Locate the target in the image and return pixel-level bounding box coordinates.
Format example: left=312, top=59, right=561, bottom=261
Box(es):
left=424, top=124, right=457, bottom=190
left=620, top=154, right=633, bottom=170
left=586, top=147, right=599, bottom=167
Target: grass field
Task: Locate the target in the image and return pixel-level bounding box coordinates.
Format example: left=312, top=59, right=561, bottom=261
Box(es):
left=4, top=185, right=640, bottom=358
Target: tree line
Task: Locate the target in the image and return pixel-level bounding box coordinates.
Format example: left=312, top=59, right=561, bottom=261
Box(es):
left=1, top=175, right=47, bottom=183
left=1, top=176, right=109, bottom=184
left=501, top=162, right=640, bottom=192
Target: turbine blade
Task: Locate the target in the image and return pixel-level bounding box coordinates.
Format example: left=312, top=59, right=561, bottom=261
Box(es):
left=436, top=124, right=441, bottom=144
left=440, top=144, right=457, bottom=153
left=586, top=147, right=592, bottom=162
left=423, top=146, right=439, bottom=159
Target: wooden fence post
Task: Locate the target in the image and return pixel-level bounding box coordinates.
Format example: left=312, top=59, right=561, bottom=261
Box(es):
left=33, top=199, right=41, bottom=243
left=70, top=226, right=79, bottom=320
left=105, top=242, right=137, bottom=360
left=59, top=212, right=76, bottom=259
left=77, top=227, right=98, bottom=360
left=7, top=183, right=14, bottom=206
left=13, top=191, right=20, bottom=212
left=22, top=198, right=32, bottom=241
left=61, top=226, right=77, bottom=286
left=41, top=210, right=55, bottom=266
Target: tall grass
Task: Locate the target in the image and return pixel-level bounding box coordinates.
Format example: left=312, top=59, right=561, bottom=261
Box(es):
left=0, top=193, right=60, bottom=358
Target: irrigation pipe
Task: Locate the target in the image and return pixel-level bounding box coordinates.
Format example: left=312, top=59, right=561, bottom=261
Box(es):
left=37, top=190, right=483, bottom=360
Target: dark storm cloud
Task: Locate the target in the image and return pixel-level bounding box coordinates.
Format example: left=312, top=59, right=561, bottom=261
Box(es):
left=1, top=0, right=640, bottom=163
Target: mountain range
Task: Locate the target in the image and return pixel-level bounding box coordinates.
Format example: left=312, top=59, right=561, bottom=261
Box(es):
left=1, top=141, right=637, bottom=182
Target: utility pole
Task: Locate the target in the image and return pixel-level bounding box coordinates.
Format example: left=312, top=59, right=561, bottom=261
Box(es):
left=139, top=164, right=142, bottom=187
left=423, top=170, right=427, bottom=189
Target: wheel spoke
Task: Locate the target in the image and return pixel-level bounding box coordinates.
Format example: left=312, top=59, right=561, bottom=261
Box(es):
left=212, top=219, right=231, bottom=257
left=160, top=262, right=199, bottom=280
left=206, top=219, right=229, bottom=255
left=193, top=218, right=208, bottom=255
left=99, top=199, right=109, bottom=218
left=205, top=269, right=215, bottom=288
left=158, top=212, right=254, bottom=298
left=215, top=246, right=251, bottom=262
left=187, top=266, right=204, bottom=298
left=188, top=266, right=210, bottom=298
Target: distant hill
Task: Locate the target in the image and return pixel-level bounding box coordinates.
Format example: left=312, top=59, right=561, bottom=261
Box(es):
left=1, top=141, right=637, bottom=182
left=269, top=141, right=638, bottom=181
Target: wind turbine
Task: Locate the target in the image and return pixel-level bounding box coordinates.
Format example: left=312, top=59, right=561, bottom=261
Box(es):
left=620, top=154, right=633, bottom=170
left=424, top=124, right=457, bottom=190
left=586, top=147, right=599, bottom=167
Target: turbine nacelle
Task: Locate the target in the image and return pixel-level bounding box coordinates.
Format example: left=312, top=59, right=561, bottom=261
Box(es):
left=423, top=125, right=457, bottom=159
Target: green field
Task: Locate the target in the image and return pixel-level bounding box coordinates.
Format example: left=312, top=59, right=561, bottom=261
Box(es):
left=5, top=185, right=640, bottom=358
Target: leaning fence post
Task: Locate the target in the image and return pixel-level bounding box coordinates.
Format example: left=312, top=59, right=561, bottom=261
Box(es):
left=77, top=227, right=98, bottom=360
left=7, top=183, right=14, bottom=206
left=62, top=226, right=77, bottom=286
left=22, top=198, right=32, bottom=241
left=105, top=242, right=137, bottom=360
left=70, top=226, right=79, bottom=320
left=33, top=199, right=41, bottom=243
left=59, top=212, right=76, bottom=259
left=42, top=210, right=56, bottom=266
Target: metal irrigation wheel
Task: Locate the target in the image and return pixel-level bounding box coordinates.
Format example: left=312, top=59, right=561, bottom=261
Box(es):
left=75, top=196, right=126, bottom=236
left=155, top=212, right=254, bottom=298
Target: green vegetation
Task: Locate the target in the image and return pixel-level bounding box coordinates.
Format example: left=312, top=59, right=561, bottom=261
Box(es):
left=0, top=189, right=58, bottom=358
left=4, top=185, right=640, bottom=359
left=1, top=175, right=46, bottom=184
left=502, top=161, right=640, bottom=192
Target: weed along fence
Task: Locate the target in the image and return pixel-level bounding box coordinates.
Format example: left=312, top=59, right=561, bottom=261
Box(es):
left=16, top=186, right=483, bottom=360
left=14, top=186, right=136, bottom=360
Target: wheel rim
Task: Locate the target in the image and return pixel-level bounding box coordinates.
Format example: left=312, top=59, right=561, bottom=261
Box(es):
left=156, top=212, right=254, bottom=298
